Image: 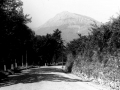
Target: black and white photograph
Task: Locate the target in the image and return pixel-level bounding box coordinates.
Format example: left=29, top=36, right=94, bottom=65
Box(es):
left=0, top=0, right=120, bottom=90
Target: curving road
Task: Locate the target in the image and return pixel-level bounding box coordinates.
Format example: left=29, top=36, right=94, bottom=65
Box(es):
left=0, top=66, right=109, bottom=90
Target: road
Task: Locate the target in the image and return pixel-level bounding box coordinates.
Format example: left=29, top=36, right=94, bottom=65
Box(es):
left=0, top=66, right=109, bottom=90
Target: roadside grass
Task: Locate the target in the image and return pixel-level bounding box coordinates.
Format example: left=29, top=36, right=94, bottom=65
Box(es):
left=65, top=53, right=120, bottom=90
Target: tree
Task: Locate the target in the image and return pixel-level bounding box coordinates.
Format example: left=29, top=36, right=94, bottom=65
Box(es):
left=0, top=0, right=34, bottom=70
left=52, top=29, right=65, bottom=64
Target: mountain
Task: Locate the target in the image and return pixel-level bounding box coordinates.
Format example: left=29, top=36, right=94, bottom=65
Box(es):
left=36, top=11, right=101, bottom=42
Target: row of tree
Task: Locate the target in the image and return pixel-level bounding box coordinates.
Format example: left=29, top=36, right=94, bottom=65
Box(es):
left=33, top=29, right=66, bottom=66
left=0, top=0, right=65, bottom=71
left=66, top=14, right=120, bottom=65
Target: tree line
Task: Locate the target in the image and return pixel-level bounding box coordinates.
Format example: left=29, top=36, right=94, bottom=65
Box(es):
left=65, top=12, right=120, bottom=89
left=66, top=15, right=120, bottom=63
left=0, top=0, right=65, bottom=72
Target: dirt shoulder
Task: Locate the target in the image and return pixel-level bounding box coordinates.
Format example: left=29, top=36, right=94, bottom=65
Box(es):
left=0, top=66, right=110, bottom=90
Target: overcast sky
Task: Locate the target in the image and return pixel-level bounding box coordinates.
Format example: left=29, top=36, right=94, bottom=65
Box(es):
left=22, top=0, right=120, bottom=28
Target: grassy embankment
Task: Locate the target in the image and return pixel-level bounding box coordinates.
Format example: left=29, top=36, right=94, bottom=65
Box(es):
left=65, top=52, right=120, bottom=90
left=65, top=15, right=120, bottom=90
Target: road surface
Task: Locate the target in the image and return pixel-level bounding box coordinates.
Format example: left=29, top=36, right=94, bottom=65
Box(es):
left=0, top=66, right=109, bottom=90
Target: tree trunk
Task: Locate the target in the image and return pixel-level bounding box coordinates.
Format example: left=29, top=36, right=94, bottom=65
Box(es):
left=15, top=59, right=17, bottom=68
left=22, top=55, right=24, bottom=67
left=26, top=51, right=28, bottom=68
left=11, top=64, right=14, bottom=70
left=4, top=65, right=6, bottom=71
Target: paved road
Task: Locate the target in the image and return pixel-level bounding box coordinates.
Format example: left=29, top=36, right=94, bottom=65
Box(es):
left=0, top=66, right=108, bottom=90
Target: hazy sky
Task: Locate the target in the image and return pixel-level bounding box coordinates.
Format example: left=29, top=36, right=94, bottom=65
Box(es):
left=22, top=0, right=120, bottom=28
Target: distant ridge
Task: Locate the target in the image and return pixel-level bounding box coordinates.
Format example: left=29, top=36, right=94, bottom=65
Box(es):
left=36, top=11, right=101, bottom=42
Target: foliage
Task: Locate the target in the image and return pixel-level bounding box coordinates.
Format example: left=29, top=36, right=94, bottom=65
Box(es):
left=0, top=0, right=35, bottom=69
left=66, top=14, right=120, bottom=60
left=33, top=29, right=65, bottom=66
left=65, top=14, right=120, bottom=89
left=0, top=0, right=65, bottom=74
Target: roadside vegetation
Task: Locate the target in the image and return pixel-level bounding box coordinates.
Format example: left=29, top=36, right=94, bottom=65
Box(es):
left=65, top=15, right=120, bottom=89
left=1, top=0, right=120, bottom=90
left=0, top=0, right=66, bottom=81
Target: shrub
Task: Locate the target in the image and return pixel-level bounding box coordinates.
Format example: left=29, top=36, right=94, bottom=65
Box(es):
left=65, top=53, right=74, bottom=73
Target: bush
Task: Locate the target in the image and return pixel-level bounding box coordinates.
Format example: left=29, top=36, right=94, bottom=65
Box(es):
left=65, top=14, right=120, bottom=90
left=71, top=52, right=120, bottom=89
left=65, top=53, right=74, bottom=73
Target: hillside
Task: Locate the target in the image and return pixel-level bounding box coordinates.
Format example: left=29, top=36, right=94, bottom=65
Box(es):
left=36, top=11, right=101, bottom=42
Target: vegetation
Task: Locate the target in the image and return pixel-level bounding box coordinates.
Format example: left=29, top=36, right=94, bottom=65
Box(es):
left=0, top=0, right=65, bottom=81
left=65, top=15, right=120, bottom=89
left=1, top=0, right=120, bottom=90
left=33, top=29, right=66, bottom=66
left=0, top=0, right=34, bottom=70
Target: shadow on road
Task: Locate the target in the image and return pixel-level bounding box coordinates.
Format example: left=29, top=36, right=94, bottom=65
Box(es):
left=0, top=67, right=89, bottom=87
left=29, top=67, right=64, bottom=74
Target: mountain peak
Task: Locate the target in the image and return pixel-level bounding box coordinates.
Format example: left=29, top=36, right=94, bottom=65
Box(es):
left=36, top=11, right=101, bottom=42
left=61, top=11, right=71, bottom=14
left=53, top=11, right=73, bottom=21
left=57, top=11, right=72, bottom=16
